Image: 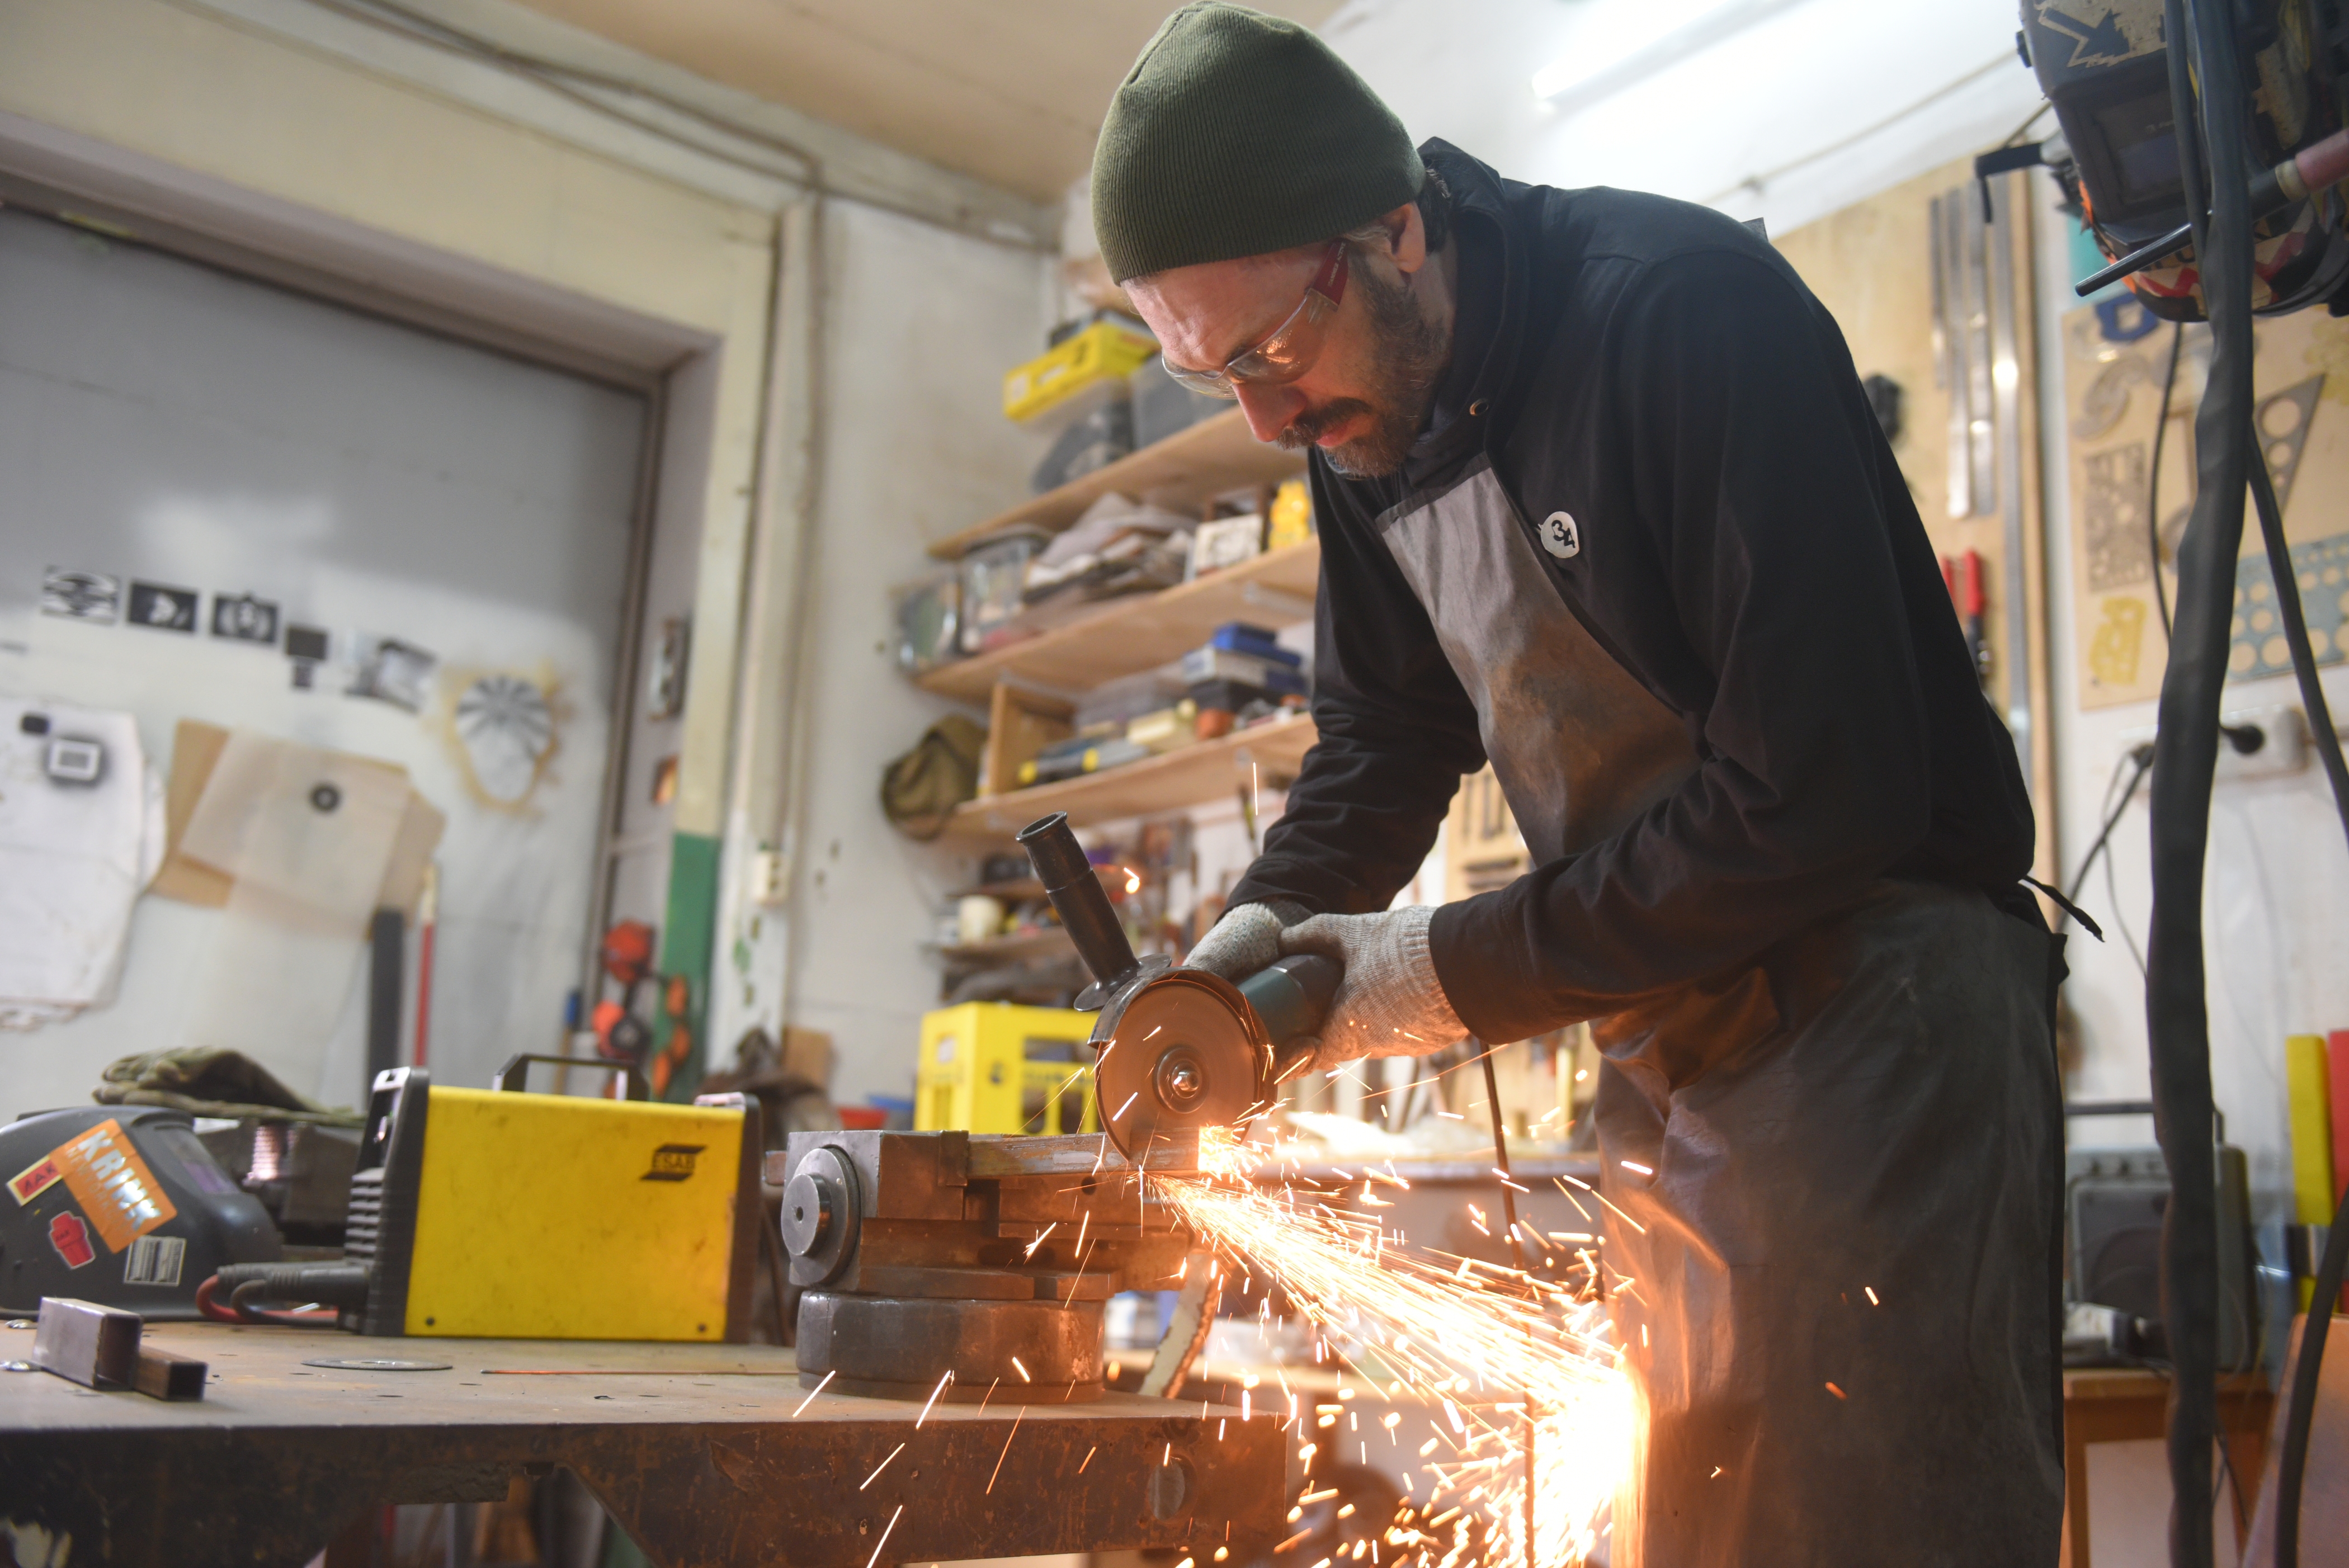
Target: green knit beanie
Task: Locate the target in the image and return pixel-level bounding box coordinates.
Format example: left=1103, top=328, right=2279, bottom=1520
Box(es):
left=1092, top=2, right=1424, bottom=284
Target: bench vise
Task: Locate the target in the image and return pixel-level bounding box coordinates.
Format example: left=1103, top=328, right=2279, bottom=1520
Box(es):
left=770, top=1128, right=1200, bottom=1402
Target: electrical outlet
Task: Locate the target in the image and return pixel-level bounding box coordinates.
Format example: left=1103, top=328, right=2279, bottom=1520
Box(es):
left=746, top=848, right=788, bottom=907
left=2115, top=703, right=2309, bottom=782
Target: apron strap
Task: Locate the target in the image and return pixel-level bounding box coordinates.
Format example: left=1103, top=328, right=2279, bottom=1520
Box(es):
left=2020, top=875, right=2102, bottom=941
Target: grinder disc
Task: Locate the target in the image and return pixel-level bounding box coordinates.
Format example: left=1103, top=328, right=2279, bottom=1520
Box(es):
left=1093, top=971, right=1271, bottom=1158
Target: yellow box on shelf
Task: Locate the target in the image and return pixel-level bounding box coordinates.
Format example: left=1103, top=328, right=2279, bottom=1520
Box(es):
left=1003, top=320, right=1159, bottom=424
left=917, top=1002, right=1099, bottom=1135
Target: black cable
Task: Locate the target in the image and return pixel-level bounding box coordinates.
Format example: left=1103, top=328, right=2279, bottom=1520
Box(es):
left=2066, top=747, right=2155, bottom=911
left=2149, top=322, right=2186, bottom=637
left=2146, top=1, right=2251, bottom=1560
left=2164, top=0, right=2213, bottom=260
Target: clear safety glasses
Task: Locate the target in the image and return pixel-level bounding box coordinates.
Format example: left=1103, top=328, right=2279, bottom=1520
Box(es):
left=1161, top=240, right=1351, bottom=398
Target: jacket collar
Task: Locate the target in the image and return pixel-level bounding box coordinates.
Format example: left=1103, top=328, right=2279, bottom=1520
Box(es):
left=1402, top=141, right=1537, bottom=482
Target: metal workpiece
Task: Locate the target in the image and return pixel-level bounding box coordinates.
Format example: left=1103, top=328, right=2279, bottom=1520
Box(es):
left=773, top=1130, right=1197, bottom=1400
left=770, top=1131, right=1197, bottom=1296
left=0, top=1324, right=1285, bottom=1568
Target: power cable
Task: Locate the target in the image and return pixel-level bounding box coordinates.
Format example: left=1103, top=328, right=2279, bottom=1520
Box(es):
left=2148, top=322, right=2185, bottom=638
left=2144, top=0, right=2251, bottom=1557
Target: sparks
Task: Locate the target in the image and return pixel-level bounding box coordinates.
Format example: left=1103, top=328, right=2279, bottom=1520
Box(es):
left=859, top=1443, right=905, bottom=1490
left=790, top=1369, right=834, bottom=1417
left=864, top=1505, right=903, bottom=1568
left=987, top=1405, right=1026, bottom=1493
left=1012, top=1356, right=1031, bottom=1383
left=916, top=1368, right=954, bottom=1426
left=1864, top=1286, right=1880, bottom=1306
left=1618, top=1160, right=1652, bottom=1176
left=1154, top=1129, right=1631, bottom=1568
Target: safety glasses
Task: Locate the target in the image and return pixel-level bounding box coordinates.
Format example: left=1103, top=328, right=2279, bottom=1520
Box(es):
left=1161, top=240, right=1351, bottom=398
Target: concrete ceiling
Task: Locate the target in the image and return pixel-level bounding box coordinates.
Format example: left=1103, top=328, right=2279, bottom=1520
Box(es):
left=502, top=0, right=1343, bottom=202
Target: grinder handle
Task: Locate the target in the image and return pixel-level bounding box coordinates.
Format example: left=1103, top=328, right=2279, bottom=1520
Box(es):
left=1017, top=813, right=1142, bottom=991
left=1240, top=953, right=1339, bottom=1083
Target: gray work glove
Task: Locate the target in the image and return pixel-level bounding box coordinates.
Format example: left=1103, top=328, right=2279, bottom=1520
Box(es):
left=1182, top=899, right=1309, bottom=983
left=1276, top=906, right=1468, bottom=1068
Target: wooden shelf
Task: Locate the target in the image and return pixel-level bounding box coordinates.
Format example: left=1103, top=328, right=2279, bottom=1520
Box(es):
left=918, top=540, right=1319, bottom=702
left=926, top=408, right=1305, bottom=560
left=945, top=712, right=1318, bottom=842
left=928, top=928, right=1076, bottom=965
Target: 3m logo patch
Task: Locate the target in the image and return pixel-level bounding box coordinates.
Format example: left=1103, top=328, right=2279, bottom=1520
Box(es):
left=48, top=1119, right=177, bottom=1253
left=9, top=1155, right=62, bottom=1205
left=49, top=1211, right=95, bottom=1269
left=642, top=1144, right=706, bottom=1182
left=1538, top=512, right=1582, bottom=560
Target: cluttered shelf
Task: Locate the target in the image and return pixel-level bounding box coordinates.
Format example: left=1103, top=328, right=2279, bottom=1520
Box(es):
left=927, top=927, right=1077, bottom=966
left=926, top=406, right=1303, bottom=561
left=944, top=709, right=1317, bottom=842
left=918, top=537, right=1319, bottom=702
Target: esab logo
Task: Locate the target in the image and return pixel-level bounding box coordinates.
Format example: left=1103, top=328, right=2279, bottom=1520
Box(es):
left=642, top=1144, right=705, bottom=1182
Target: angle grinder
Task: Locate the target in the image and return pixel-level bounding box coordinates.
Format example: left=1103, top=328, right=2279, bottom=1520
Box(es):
left=1016, top=813, right=1335, bottom=1160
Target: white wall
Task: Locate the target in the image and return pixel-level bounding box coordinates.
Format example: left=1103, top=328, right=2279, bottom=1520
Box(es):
left=1319, top=0, right=2045, bottom=235
left=2031, top=173, right=2349, bottom=1209
left=711, top=199, right=1054, bottom=1108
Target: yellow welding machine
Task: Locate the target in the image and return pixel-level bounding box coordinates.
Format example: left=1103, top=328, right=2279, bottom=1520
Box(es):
left=341, top=1064, right=761, bottom=1340
left=915, top=1002, right=1097, bottom=1136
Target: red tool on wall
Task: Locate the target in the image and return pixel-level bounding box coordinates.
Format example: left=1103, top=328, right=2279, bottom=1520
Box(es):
left=1941, top=549, right=1991, bottom=687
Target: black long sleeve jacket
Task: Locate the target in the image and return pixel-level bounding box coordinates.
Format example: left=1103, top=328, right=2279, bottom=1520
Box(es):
left=1226, top=143, right=2036, bottom=1044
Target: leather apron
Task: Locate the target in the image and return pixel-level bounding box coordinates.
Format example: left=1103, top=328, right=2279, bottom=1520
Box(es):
left=1379, top=459, right=2063, bottom=1567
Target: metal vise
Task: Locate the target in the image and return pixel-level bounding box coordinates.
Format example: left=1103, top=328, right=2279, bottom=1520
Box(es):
left=771, top=1129, right=1199, bottom=1401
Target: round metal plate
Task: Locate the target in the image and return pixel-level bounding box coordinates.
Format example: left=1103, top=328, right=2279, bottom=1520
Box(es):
left=1093, top=972, right=1268, bottom=1158
left=301, top=1357, right=452, bottom=1372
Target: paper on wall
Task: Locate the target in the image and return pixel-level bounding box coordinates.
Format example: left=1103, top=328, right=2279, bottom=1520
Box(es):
left=180, top=730, right=414, bottom=1081
left=0, top=698, right=165, bottom=1030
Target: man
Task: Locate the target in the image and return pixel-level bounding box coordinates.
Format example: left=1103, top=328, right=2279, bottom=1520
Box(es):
left=1091, top=6, right=2065, bottom=1565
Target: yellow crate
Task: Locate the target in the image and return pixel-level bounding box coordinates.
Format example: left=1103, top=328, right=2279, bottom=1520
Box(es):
left=917, top=1002, right=1098, bottom=1135
left=1002, top=320, right=1159, bottom=424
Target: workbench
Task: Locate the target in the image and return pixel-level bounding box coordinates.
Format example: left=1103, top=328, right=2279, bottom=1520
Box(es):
left=2059, top=1365, right=2272, bottom=1568
left=0, top=1320, right=1283, bottom=1568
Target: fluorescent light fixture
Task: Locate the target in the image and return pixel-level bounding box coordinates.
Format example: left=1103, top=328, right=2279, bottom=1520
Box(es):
left=1531, top=0, right=1814, bottom=111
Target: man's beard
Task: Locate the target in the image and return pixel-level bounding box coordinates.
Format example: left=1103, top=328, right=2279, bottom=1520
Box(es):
left=1275, top=255, right=1450, bottom=479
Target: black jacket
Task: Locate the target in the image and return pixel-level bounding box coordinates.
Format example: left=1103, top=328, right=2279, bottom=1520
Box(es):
left=1227, top=143, right=2036, bottom=1044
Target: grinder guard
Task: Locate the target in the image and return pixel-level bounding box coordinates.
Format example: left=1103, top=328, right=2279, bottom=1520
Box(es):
left=1016, top=813, right=1334, bottom=1158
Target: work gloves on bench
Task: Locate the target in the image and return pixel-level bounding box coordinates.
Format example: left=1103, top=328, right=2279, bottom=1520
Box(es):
left=1183, top=901, right=1468, bottom=1070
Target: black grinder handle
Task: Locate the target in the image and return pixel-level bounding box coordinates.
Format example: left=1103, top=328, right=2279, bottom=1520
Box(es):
left=1017, top=813, right=1142, bottom=993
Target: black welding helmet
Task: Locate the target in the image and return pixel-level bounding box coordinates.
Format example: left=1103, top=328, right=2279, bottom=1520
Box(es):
left=2022, top=0, right=2349, bottom=318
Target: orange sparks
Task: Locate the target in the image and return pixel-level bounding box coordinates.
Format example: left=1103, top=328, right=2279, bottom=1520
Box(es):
left=986, top=1406, right=1026, bottom=1493
left=1157, top=1128, right=1630, bottom=1568
left=1825, top=1382, right=1847, bottom=1400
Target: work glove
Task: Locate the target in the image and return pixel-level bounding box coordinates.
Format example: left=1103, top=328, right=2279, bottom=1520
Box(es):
left=1181, top=899, right=1309, bottom=983
left=1276, top=906, right=1468, bottom=1069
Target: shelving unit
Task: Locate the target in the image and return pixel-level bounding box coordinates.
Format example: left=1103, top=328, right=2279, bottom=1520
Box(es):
left=918, top=539, right=1319, bottom=702
left=926, top=408, right=1304, bottom=560
left=944, top=712, right=1317, bottom=842
left=927, top=928, right=1076, bottom=966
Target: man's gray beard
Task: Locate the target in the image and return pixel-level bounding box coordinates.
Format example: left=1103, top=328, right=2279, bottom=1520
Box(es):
left=1277, top=255, right=1451, bottom=479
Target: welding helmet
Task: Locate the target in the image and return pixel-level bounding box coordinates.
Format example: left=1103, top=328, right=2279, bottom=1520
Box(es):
left=2021, top=0, right=2349, bottom=318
